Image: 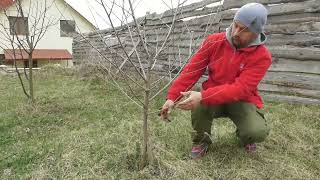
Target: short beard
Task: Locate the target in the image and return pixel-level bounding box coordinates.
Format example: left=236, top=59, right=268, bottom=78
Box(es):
left=232, top=37, right=241, bottom=49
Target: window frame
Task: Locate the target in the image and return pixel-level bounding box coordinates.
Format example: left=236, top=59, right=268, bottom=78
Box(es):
left=24, top=60, right=38, bottom=68
left=8, top=16, right=29, bottom=35
left=60, top=20, right=76, bottom=37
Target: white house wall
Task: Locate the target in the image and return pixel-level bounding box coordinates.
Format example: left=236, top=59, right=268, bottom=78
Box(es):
left=0, top=0, right=96, bottom=66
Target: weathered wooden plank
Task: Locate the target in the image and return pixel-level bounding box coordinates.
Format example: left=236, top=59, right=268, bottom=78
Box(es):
left=147, top=73, right=320, bottom=104
left=269, top=46, right=320, bottom=61
left=266, top=33, right=320, bottom=46
left=121, top=55, right=189, bottom=70
left=126, top=28, right=320, bottom=47
left=269, top=57, right=320, bottom=74
left=144, top=19, right=187, bottom=30
left=259, top=83, right=320, bottom=99
left=159, top=46, right=196, bottom=56
left=123, top=38, right=200, bottom=53
left=85, top=27, right=126, bottom=37
left=149, top=0, right=222, bottom=20
left=141, top=29, right=204, bottom=39
left=108, top=47, right=190, bottom=64
left=145, top=13, right=222, bottom=31
left=142, top=25, right=220, bottom=37
left=223, top=0, right=309, bottom=10
left=219, top=13, right=320, bottom=28
left=261, top=92, right=320, bottom=104
left=142, top=31, right=320, bottom=48
left=220, top=13, right=320, bottom=31
left=265, top=22, right=320, bottom=34
left=258, top=83, right=320, bottom=99
left=143, top=34, right=204, bottom=45
left=153, top=45, right=320, bottom=62
left=148, top=63, right=320, bottom=91
left=267, top=0, right=320, bottom=15
left=147, top=7, right=222, bottom=26
left=145, top=23, right=220, bottom=36
left=146, top=41, right=201, bottom=51
left=221, top=0, right=320, bottom=20
left=121, top=59, right=320, bottom=91
left=267, top=13, right=320, bottom=24
left=262, top=71, right=320, bottom=90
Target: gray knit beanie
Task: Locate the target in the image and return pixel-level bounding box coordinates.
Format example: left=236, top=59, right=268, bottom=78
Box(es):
left=234, top=3, right=268, bottom=34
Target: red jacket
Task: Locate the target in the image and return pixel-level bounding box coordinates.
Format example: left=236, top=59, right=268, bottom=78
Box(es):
left=167, top=32, right=272, bottom=109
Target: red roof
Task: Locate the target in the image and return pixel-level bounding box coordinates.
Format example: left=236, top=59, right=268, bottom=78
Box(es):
left=0, top=0, right=14, bottom=10
left=4, top=49, right=72, bottom=61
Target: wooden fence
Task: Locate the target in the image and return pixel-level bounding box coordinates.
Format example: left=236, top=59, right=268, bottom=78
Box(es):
left=73, top=0, right=320, bottom=104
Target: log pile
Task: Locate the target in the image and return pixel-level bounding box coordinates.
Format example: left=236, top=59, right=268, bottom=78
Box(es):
left=73, top=0, right=320, bottom=104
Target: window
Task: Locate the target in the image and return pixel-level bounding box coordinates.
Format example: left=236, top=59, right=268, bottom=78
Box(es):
left=60, top=20, right=76, bottom=37
left=8, top=16, right=28, bottom=35
left=24, top=60, right=38, bottom=68
left=0, top=54, right=4, bottom=65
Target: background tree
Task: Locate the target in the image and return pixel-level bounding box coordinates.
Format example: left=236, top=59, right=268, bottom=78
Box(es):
left=0, top=0, right=56, bottom=102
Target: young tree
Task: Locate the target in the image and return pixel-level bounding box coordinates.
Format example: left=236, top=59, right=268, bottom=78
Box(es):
left=74, top=0, right=222, bottom=168
left=0, top=0, right=55, bottom=102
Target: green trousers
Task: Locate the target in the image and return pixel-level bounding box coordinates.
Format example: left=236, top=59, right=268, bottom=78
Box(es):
left=191, top=102, right=270, bottom=145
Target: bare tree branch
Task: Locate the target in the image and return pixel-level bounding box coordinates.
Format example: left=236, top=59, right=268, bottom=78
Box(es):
left=55, top=1, right=149, bottom=94
left=100, top=0, right=147, bottom=80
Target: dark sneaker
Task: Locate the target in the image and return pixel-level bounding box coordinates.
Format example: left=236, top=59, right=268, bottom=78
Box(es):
left=190, top=144, right=209, bottom=159
left=245, top=143, right=257, bottom=153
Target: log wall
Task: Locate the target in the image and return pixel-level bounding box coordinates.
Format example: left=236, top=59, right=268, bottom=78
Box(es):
left=73, top=0, right=320, bottom=104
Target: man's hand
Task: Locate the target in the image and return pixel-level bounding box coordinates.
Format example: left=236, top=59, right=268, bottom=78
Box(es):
left=176, top=91, right=202, bottom=110
left=160, top=99, right=175, bottom=121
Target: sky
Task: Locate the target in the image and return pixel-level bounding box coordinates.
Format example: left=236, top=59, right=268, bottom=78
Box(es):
left=65, top=0, right=204, bottom=29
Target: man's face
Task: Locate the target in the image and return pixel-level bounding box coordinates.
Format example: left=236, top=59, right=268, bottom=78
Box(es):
left=231, top=21, right=258, bottom=48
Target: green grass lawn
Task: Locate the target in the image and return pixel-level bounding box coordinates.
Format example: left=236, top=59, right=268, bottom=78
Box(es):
left=0, top=68, right=319, bottom=179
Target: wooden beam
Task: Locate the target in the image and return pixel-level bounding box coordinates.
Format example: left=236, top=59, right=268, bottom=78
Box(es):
left=148, top=0, right=222, bottom=20
left=259, top=83, right=320, bottom=99
left=146, top=6, right=222, bottom=26
left=261, top=92, right=320, bottom=104
left=263, top=71, right=320, bottom=90
left=269, top=57, right=320, bottom=74
left=221, top=0, right=320, bottom=20
left=269, top=46, right=320, bottom=61
left=266, top=32, right=320, bottom=46
left=223, top=0, right=310, bottom=10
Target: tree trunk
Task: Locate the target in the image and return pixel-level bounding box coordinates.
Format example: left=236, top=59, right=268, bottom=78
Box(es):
left=140, top=88, right=150, bottom=169
left=140, top=61, right=153, bottom=168
left=14, top=59, right=30, bottom=98
left=28, top=54, right=34, bottom=102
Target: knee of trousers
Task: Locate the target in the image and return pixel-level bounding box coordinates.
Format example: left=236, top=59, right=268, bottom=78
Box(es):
left=191, top=105, right=212, bottom=128
left=238, top=125, right=270, bottom=144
